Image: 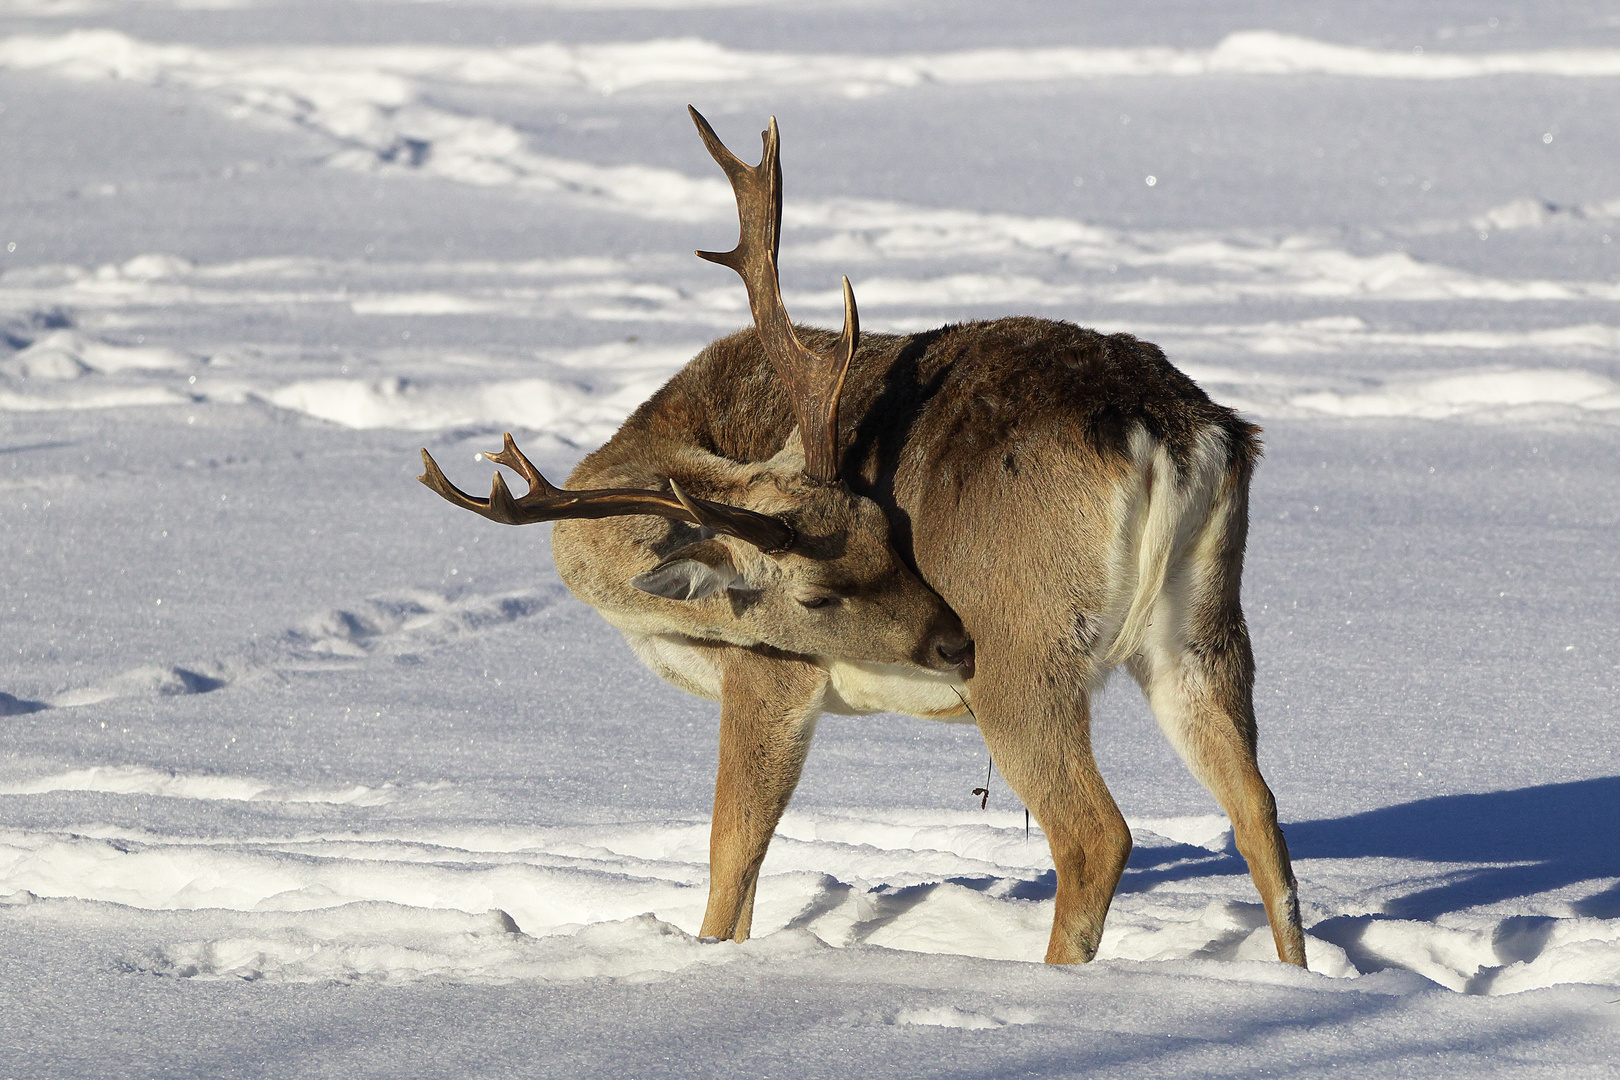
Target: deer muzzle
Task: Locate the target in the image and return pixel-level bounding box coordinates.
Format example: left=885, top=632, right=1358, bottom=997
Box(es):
left=922, top=618, right=974, bottom=676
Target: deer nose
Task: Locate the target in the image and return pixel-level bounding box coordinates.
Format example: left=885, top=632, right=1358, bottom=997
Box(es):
left=935, top=635, right=974, bottom=673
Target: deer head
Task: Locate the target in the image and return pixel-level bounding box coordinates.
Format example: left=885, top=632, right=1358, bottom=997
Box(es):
left=419, top=109, right=971, bottom=674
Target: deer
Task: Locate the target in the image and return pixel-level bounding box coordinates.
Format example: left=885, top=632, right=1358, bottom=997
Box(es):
left=419, top=107, right=1307, bottom=969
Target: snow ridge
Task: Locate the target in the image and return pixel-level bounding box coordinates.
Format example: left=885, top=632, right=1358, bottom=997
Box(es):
left=0, top=766, right=400, bottom=806
left=6, top=316, right=1619, bottom=430
left=3, top=811, right=1616, bottom=994
left=9, top=30, right=1620, bottom=107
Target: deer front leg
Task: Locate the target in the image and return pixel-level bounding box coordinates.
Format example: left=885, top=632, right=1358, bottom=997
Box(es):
left=699, top=647, right=827, bottom=943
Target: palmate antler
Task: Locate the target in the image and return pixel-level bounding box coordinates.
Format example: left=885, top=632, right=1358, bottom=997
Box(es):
left=689, top=106, right=858, bottom=485
left=418, top=434, right=796, bottom=553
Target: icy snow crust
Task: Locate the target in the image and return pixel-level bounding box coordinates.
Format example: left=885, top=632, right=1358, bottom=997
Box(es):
left=3, top=1, right=1620, bottom=1075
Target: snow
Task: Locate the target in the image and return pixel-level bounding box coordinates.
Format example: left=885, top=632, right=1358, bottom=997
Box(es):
left=3, top=0, right=1619, bottom=1075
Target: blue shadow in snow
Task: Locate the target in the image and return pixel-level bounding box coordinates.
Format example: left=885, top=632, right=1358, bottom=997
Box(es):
left=1286, top=776, right=1620, bottom=919
left=0, top=692, right=49, bottom=716
left=1120, top=776, right=1620, bottom=920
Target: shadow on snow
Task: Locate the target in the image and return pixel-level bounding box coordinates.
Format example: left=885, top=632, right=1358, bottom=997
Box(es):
left=1121, top=776, right=1620, bottom=921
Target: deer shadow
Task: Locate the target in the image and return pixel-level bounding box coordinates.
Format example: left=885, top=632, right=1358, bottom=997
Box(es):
left=1119, top=776, right=1620, bottom=921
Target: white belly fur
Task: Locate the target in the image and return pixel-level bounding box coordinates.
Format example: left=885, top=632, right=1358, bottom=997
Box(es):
left=618, top=630, right=971, bottom=722
left=622, top=631, right=725, bottom=702
left=821, top=659, right=972, bottom=720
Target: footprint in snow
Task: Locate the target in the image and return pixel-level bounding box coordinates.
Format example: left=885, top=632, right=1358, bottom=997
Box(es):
left=23, top=586, right=559, bottom=710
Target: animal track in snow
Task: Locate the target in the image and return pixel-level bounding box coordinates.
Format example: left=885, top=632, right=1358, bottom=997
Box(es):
left=14, top=586, right=560, bottom=713
left=50, top=665, right=227, bottom=708
left=283, top=588, right=559, bottom=660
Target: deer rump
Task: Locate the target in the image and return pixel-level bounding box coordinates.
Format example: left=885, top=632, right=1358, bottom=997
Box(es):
left=423, top=110, right=1306, bottom=969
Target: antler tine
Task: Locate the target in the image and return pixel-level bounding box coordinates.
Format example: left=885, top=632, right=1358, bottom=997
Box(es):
left=689, top=105, right=858, bottom=485
left=418, top=435, right=797, bottom=552
left=417, top=446, right=542, bottom=526
left=418, top=446, right=503, bottom=517
left=485, top=432, right=563, bottom=500
left=688, top=108, right=782, bottom=267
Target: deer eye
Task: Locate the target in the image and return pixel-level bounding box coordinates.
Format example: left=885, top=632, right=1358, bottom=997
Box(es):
left=798, top=595, right=838, bottom=610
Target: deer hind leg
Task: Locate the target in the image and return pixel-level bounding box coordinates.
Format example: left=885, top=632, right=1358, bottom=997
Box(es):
left=1128, top=588, right=1308, bottom=967
left=969, top=649, right=1130, bottom=964
left=699, top=647, right=827, bottom=943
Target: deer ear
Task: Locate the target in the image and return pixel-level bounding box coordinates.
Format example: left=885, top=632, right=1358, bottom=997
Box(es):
left=630, top=539, right=742, bottom=602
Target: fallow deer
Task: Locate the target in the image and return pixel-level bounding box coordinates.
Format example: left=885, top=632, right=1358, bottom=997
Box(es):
left=420, top=108, right=1307, bottom=968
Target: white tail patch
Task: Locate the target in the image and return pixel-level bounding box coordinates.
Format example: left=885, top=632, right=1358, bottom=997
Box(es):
left=1103, top=425, right=1229, bottom=665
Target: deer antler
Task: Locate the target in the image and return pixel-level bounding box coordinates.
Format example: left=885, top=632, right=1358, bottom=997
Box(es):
left=689, top=106, right=858, bottom=485
left=419, top=433, right=796, bottom=553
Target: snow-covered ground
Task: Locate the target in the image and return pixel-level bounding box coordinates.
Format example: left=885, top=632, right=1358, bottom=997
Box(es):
left=3, top=1, right=1619, bottom=1075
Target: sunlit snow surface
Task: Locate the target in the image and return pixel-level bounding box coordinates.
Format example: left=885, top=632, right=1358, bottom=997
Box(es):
left=3, top=1, right=1620, bottom=1076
